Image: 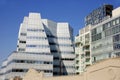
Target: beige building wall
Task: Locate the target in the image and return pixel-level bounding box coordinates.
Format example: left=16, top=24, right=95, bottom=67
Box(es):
left=22, top=69, right=84, bottom=80
left=10, top=58, right=120, bottom=80
left=112, top=7, right=120, bottom=17
left=86, top=58, right=120, bottom=80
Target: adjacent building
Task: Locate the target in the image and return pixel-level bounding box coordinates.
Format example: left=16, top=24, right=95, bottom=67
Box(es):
left=91, top=7, right=120, bottom=62
left=0, top=13, right=75, bottom=80
left=75, top=4, right=120, bottom=74
left=75, top=25, right=92, bottom=74
left=85, top=4, right=113, bottom=26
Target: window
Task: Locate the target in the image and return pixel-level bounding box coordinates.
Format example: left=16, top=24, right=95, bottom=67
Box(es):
left=12, top=69, right=27, bottom=72
left=103, top=24, right=108, bottom=31
left=119, top=25, right=120, bottom=32
left=94, top=57, right=96, bottom=62
left=76, top=60, right=79, bottom=64
left=116, top=26, right=119, bottom=33
left=92, top=33, right=101, bottom=41
left=92, top=28, right=96, bottom=35
left=76, top=54, right=79, bottom=58
left=107, top=22, right=111, bottom=27
left=51, top=50, right=58, bottom=53
left=97, top=33, right=102, bottom=40
left=54, top=57, right=59, bottom=60
left=20, top=33, right=26, bottom=36
left=27, top=29, right=43, bottom=32
left=112, top=26, right=120, bottom=34
left=44, top=70, right=53, bottom=73
left=44, top=61, right=52, bottom=64
left=85, top=52, right=90, bottom=57
left=76, top=72, right=80, bottom=75
left=19, top=41, right=26, bottom=43
left=116, top=18, right=120, bottom=24
left=103, top=24, right=106, bottom=31
left=18, top=48, right=25, bottom=51
left=86, top=58, right=90, bottom=62
left=85, top=34, right=89, bottom=40
left=12, top=59, right=52, bottom=65
left=49, top=43, right=56, bottom=45
left=92, top=36, right=95, bottom=42
left=27, top=36, right=47, bottom=40
left=26, top=45, right=49, bottom=48
left=112, top=27, right=116, bottom=34
left=113, top=34, right=120, bottom=42
left=104, top=25, right=120, bottom=37
left=62, top=58, right=74, bottom=60
left=114, top=43, right=120, bottom=50
left=105, top=29, right=111, bottom=36
left=112, top=20, right=116, bottom=26
left=26, top=45, right=36, bottom=47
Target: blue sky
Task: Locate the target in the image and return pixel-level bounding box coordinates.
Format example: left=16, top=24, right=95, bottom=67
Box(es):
left=0, top=0, right=120, bottom=64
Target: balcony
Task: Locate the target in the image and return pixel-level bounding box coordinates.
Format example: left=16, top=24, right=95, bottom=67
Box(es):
left=84, top=49, right=90, bottom=52
left=75, top=54, right=80, bottom=60
left=85, top=51, right=90, bottom=55
left=83, top=43, right=90, bottom=47
left=85, top=58, right=90, bottom=65
left=85, top=55, right=90, bottom=59
left=83, top=45, right=90, bottom=52
left=76, top=60, right=79, bottom=64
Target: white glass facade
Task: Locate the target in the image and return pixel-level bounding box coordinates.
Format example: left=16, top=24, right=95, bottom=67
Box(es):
left=0, top=13, right=75, bottom=80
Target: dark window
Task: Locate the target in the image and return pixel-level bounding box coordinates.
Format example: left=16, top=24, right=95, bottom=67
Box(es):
left=54, top=57, right=59, bottom=60
left=18, top=48, right=25, bottom=51
left=94, top=57, right=96, bottom=62
left=20, top=33, right=26, bottom=36
left=49, top=43, right=56, bottom=45
left=51, top=50, right=58, bottom=53
left=113, top=34, right=120, bottom=42
left=61, top=58, right=74, bottom=60
left=92, top=28, right=96, bottom=35
left=114, top=43, right=120, bottom=50
left=19, top=41, right=26, bottom=43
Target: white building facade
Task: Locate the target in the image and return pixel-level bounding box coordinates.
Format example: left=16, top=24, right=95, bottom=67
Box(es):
left=75, top=6, right=120, bottom=74
left=91, top=7, right=120, bottom=62
left=75, top=25, right=92, bottom=74
left=0, top=13, right=75, bottom=80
